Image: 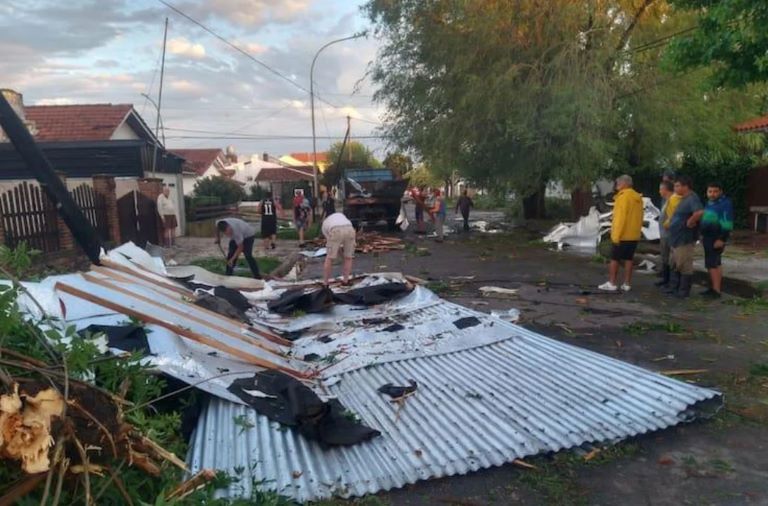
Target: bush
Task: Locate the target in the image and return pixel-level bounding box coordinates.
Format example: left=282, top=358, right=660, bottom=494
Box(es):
left=193, top=176, right=245, bottom=205
left=545, top=197, right=572, bottom=220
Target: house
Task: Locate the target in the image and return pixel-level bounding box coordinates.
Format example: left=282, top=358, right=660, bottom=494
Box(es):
left=734, top=115, right=768, bottom=232
left=255, top=165, right=314, bottom=206
left=230, top=153, right=286, bottom=194
left=169, top=148, right=233, bottom=196
left=0, top=89, right=186, bottom=234
left=280, top=151, right=329, bottom=172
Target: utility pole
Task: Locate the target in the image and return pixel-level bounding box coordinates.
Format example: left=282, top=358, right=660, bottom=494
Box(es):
left=310, top=33, right=365, bottom=203
left=347, top=115, right=352, bottom=163
left=151, top=17, right=168, bottom=177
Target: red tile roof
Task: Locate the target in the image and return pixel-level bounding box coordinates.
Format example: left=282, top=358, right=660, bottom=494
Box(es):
left=290, top=152, right=328, bottom=164
left=733, top=115, right=768, bottom=133
left=25, top=104, right=134, bottom=142
left=170, top=148, right=224, bottom=176
left=256, top=166, right=314, bottom=183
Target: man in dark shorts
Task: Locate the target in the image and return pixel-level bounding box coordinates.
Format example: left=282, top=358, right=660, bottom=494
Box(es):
left=665, top=175, right=703, bottom=298
left=689, top=182, right=733, bottom=298
left=215, top=218, right=261, bottom=279
left=259, top=192, right=279, bottom=250
left=599, top=175, right=644, bottom=292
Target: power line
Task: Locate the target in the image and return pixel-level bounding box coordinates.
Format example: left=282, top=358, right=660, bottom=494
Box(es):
left=156, top=0, right=340, bottom=109
left=165, top=134, right=388, bottom=140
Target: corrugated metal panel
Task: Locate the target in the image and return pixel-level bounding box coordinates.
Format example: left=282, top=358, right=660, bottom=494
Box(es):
left=188, top=313, right=721, bottom=502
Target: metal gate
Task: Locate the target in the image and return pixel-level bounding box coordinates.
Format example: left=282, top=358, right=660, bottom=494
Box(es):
left=117, top=191, right=160, bottom=247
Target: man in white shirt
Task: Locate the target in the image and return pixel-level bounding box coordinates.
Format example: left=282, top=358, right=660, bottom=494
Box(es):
left=157, top=186, right=177, bottom=247
left=215, top=217, right=260, bottom=278
left=322, top=212, right=356, bottom=285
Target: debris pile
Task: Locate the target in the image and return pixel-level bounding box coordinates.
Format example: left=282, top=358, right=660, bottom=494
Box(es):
left=354, top=232, right=405, bottom=253
left=544, top=198, right=661, bottom=250
left=2, top=241, right=723, bottom=503
left=309, top=231, right=405, bottom=254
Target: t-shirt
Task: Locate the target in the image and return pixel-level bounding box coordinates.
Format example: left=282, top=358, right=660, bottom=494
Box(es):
left=261, top=198, right=276, bottom=218
left=322, top=212, right=352, bottom=238
left=668, top=192, right=703, bottom=247
left=216, top=218, right=256, bottom=245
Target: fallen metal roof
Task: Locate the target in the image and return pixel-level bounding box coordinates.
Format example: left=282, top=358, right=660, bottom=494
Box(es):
left=7, top=243, right=722, bottom=503
left=188, top=297, right=721, bottom=502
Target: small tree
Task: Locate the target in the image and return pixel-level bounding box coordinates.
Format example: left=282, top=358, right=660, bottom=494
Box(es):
left=193, top=176, right=245, bottom=204
left=324, top=141, right=382, bottom=185
left=383, top=152, right=413, bottom=179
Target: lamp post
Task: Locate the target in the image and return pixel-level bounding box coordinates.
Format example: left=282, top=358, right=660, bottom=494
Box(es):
left=310, top=32, right=365, bottom=204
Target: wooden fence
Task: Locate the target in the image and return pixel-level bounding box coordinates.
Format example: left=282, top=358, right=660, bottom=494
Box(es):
left=70, top=183, right=110, bottom=242
left=0, top=181, right=112, bottom=252
left=0, top=182, right=60, bottom=252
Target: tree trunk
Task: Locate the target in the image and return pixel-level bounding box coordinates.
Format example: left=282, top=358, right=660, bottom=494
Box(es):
left=522, top=184, right=546, bottom=219
left=570, top=186, right=593, bottom=219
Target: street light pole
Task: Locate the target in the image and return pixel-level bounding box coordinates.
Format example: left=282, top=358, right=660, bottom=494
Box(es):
left=310, top=32, right=365, bottom=205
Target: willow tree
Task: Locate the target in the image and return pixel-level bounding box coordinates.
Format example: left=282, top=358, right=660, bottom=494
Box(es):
left=365, top=0, right=761, bottom=217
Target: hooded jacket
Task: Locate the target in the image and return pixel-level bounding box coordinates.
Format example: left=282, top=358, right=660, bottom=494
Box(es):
left=611, top=187, right=644, bottom=243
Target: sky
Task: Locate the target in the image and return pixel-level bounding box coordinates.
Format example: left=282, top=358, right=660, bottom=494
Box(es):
left=0, top=0, right=387, bottom=159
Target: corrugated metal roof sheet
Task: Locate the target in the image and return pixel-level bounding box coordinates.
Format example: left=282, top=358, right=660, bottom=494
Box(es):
left=188, top=300, right=721, bottom=502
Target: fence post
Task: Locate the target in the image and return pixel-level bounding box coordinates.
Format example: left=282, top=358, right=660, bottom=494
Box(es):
left=93, top=175, right=120, bottom=245
left=0, top=199, right=4, bottom=247
left=54, top=172, right=75, bottom=251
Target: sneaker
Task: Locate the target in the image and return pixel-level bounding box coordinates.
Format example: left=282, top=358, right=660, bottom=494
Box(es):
left=620, top=283, right=631, bottom=292
left=598, top=281, right=619, bottom=292
left=702, top=289, right=721, bottom=299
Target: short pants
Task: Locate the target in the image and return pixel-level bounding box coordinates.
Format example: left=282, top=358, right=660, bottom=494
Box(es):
left=670, top=243, right=695, bottom=275
left=326, top=225, right=356, bottom=259
left=702, top=236, right=724, bottom=269
left=611, top=241, right=638, bottom=261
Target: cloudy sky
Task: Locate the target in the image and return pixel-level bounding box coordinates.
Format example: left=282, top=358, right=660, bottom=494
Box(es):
left=0, top=0, right=387, bottom=158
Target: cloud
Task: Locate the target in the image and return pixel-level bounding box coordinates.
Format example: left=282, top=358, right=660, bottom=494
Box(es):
left=169, top=79, right=206, bottom=94
left=180, top=0, right=312, bottom=28
left=167, top=37, right=206, bottom=59
left=34, top=97, right=76, bottom=106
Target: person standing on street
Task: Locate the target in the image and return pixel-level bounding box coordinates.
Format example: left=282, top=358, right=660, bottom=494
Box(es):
left=412, top=186, right=426, bottom=234
left=655, top=180, right=680, bottom=288
left=666, top=175, right=703, bottom=298
left=455, top=189, right=474, bottom=232
left=259, top=192, right=280, bottom=250
left=157, top=186, right=177, bottom=248
left=599, top=175, right=644, bottom=292
left=293, top=193, right=311, bottom=247
left=321, top=190, right=336, bottom=219
left=322, top=212, right=356, bottom=286
left=215, top=218, right=261, bottom=279
left=689, top=182, right=733, bottom=298
left=431, top=189, right=447, bottom=242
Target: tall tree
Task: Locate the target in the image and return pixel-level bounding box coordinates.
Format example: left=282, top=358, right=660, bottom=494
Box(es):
left=366, top=0, right=762, bottom=217
left=665, top=0, right=768, bottom=87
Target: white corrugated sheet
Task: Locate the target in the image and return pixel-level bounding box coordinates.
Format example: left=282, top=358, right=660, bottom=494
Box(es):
left=7, top=244, right=720, bottom=503
left=188, top=296, right=721, bottom=502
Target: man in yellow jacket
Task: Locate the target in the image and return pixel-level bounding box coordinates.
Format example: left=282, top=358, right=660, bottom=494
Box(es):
left=599, top=175, right=644, bottom=292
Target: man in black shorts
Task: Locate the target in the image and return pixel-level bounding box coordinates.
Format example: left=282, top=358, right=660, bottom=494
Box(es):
left=259, top=192, right=280, bottom=250
left=599, top=175, right=644, bottom=292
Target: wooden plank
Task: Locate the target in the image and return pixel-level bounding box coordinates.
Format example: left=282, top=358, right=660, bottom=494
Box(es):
left=54, top=281, right=307, bottom=378
left=98, top=259, right=192, bottom=296
left=92, top=266, right=293, bottom=347
left=81, top=272, right=289, bottom=357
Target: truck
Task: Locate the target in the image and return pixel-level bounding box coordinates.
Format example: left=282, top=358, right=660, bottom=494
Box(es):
left=339, top=168, right=408, bottom=230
